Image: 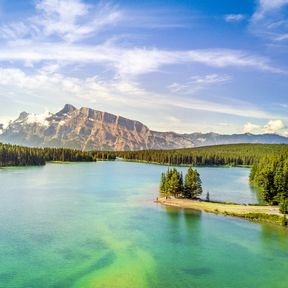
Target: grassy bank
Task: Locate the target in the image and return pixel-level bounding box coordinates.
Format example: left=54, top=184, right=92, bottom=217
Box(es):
left=156, top=198, right=285, bottom=226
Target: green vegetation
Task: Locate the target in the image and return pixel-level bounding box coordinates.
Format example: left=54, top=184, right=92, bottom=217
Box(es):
left=184, top=167, right=203, bottom=198
left=90, top=151, right=117, bottom=161
left=43, top=147, right=94, bottom=162
left=250, top=155, right=288, bottom=205
left=160, top=167, right=202, bottom=199
left=0, top=143, right=116, bottom=167
left=116, top=144, right=288, bottom=166
left=3, top=143, right=288, bottom=168
left=0, top=143, right=45, bottom=167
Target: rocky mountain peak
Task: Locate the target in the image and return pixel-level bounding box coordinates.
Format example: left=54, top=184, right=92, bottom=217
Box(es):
left=18, top=111, right=29, bottom=121
left=56, top=104, right=77, bottom=116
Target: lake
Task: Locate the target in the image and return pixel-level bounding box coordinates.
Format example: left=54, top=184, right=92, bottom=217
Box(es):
left=0, top=161, right=288, bottom=288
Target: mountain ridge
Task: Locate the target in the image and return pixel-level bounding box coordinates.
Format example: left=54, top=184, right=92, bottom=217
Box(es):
left=1, top=104, right=288, bottom=150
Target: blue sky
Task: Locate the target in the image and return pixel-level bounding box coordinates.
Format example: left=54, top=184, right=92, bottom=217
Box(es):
left=0, top=0, right=288, bottom=135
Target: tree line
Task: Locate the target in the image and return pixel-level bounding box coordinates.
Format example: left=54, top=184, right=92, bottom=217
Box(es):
left=2, top=143, right=288, bottom=167
left=116, top=144, right=288, bottom=166
left=160, top=167, right=203, bottom=199
left=0, top=143, right=46, bottom=167
left=0, top=143, right=116, bottom=167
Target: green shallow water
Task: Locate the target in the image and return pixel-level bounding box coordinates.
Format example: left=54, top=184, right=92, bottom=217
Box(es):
left=0, top=161, right=288, bottom=288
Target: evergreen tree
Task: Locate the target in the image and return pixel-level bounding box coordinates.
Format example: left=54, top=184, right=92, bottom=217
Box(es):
left=159, top=168, right=185, bottom=197
left=169, top=170, right=181, bottom=197
left=160, top=172, right=166, bottom=192
left=184, top=167, right=203, bottom=199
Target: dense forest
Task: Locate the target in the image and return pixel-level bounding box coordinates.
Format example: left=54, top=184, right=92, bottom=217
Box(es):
left=0, top=143, right=116, bottom=167
left=0, top=143, right=46, bottom=166
left=116, top=144, right=288, bottom=166
left=160, top=167, right=203, bottom=199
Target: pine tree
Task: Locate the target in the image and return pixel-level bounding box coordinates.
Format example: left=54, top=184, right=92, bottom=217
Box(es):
left=160, top=172, right=166, bottom=192
left=184, top=167, right=203, bottom=199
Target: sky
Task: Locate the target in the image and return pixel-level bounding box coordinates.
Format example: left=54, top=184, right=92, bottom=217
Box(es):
left=0, top=0, right=288, bottom=135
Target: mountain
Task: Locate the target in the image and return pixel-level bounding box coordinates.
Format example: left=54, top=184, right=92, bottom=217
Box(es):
left=1, top=104, right=288, bottom=150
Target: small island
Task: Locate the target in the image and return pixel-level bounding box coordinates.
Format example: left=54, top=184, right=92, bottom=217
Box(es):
left=157, top=165, right=288, bottom=226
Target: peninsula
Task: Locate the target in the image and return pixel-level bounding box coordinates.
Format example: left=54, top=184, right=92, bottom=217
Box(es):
left=156, top=198, right=285, bottom=226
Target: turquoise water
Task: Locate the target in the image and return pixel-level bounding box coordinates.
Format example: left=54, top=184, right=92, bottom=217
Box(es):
left=0, top=161, right=288, bottom=288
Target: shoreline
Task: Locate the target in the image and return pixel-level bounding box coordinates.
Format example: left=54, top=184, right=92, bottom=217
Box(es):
left=156, top=197, right=285, bottom=226
left=117, top=158, right=251, bottom=168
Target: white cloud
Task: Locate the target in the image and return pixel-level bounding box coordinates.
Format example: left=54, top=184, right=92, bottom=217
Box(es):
left=253, top=0, right=288, bottom=21
left=0, top=116, right=12, bottom=130
left=0, top=0, right=123, bottom=42
left=243, top=122, right=262, bottom=133
left=190, top=74, right=231, bottom=84
left=243, top=119, right=287, bottom=134
left=224, top=14, right=245, bottom=23
left=267, top=119, right=286, bottom=130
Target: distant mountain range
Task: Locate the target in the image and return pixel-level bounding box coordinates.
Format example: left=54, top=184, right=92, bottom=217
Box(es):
left=1, top=104, right=288, bottom=151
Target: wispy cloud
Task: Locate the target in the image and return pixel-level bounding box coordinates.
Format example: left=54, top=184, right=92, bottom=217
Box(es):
left=0, top=0, right=283, bottom=76
left=0, top=67, right=281, bottom=122
left=250, top=0, right=288, bottom=42
left=0, top=42, right=283, bottom=77
left=224, top=14, right=245, bottom=23
left=0, top=0, right=123, bottom=42
left=169, top=74, right=231, bottom=94
left=252, top=0, right=288, bottom=21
